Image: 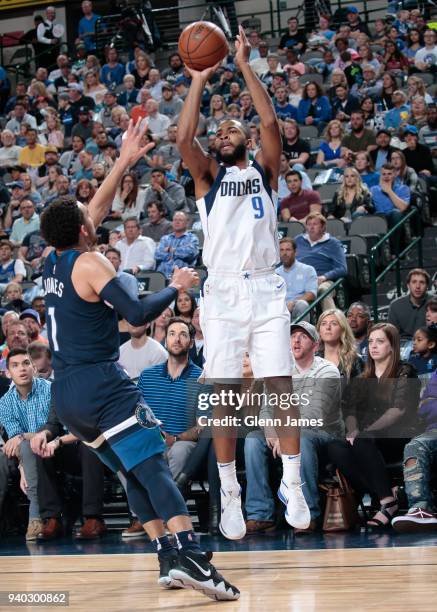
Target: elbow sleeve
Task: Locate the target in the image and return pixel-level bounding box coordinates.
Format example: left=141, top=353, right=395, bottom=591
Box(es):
left=99, top=276, right=177, bottom=326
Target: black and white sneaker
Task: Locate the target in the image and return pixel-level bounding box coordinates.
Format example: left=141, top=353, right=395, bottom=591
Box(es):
left=169, top=550, right=240, bottom=601
left=158, top=554, right=182, bottom=589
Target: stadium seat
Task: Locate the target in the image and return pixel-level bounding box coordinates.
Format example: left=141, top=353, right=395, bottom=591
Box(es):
left=134, top=270, right=167, bottom=295
left=299, top=125, right=319, bottom=140
left=298, top=73, right=324, bottom=86
left=191, top=228, right=204, bottom=248
left=326, top=218, right=347, bottom=238
left=102, top=220, right=123, bottom=231
left=314, top=183, right=338, bottom=205
left=349, top=215, right=388, bottom=236
left=277, top=221, right=305, bottom=239
left=418, top=72, right=435, bottom=86
left=342, top=237, right=371, bottom=290
left=301, top=51, right=324, bottom=61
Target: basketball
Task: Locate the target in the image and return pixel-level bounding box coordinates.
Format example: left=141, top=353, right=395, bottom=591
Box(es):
left=178, top=21, right=229, bottom=71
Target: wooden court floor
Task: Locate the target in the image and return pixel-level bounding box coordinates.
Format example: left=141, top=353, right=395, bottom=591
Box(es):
left=1, top=546, right=437, bottom=611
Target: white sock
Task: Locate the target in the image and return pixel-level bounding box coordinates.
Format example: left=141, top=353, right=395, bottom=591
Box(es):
left=217, top=460, right=240, bottom=496
left=282, top=453, right=301, bottom=484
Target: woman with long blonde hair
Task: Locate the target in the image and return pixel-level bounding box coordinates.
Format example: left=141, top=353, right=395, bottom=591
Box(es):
left=206, top=95, right=228, bottom=132
left=83, top=70, right=108, bottom=106
left=316, top=309, right=363, bottom=378
left=327, top=166, right=373, bottom=221
left=406, top=75, right=434, bottom=105
left=316, top=119, right=345, bottom=167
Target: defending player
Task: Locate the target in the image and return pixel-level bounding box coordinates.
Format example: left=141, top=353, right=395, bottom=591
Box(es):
left=177, top=26, right=311, bottom=539
left=40, top=121, right=239, bottom=601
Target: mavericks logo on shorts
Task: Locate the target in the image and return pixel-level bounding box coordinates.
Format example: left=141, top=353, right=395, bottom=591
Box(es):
left=135, top=403, right=161, bottom=429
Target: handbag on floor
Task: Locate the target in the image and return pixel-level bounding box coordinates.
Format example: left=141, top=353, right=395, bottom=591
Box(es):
left=320, top=470, right=359, bottom=532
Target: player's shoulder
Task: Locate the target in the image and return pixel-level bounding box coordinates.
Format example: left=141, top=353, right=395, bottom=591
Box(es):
left=75, top=250, right=111, bottom=269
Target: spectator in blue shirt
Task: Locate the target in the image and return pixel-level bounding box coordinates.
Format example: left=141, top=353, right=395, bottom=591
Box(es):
left=276, top=237, right=317, bottom=321
left=78, top=1, right=101, bottom=52
left=155, top=212, right=200, bottom=279
left=371, top=162, right=410, bottom=253
left=384, top=90, right=410, bottom=131
left=0, top=348, right=51, bottom=540
left=295, top=212, right=347, bottom=311
left=274, top=86, right=298, bottom=121
left=137, top=318, right=203, bottom=477
left=100, top=48, right=125, bottom=88
left=297, top=81, right=332, bottom=132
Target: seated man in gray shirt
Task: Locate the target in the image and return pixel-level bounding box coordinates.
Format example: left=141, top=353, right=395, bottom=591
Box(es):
left=244, top=322, right=342, bottom=533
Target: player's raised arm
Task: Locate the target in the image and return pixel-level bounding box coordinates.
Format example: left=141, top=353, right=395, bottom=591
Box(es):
left=78, top=252, right=198, bottom=326
left=88, top=120, right=154, bottom=227
left=235, top=26, right=281, bottom=189
left=176, top=64, right=220, bottom=187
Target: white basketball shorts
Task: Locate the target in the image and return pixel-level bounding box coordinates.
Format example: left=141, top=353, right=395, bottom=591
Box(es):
left=199, top=268, right=293, bottom=379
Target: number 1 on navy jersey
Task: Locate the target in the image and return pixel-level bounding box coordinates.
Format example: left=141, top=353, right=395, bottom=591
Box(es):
left=48, top=306, right=59, bottom=351
left=251, top=196, right=264, bottom=219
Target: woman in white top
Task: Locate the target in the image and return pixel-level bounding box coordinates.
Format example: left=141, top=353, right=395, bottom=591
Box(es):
left=111, top=172, right=146, bottom=220
left=288, top=76, right=303, bottom=108
left=83, top=70, right=108, bottom=107
left=206, top=95, right=228, bottom=132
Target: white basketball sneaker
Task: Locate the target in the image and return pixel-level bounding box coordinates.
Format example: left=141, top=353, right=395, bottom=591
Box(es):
left=219, top=488, right=246, bottom=540
left=278, top=480, right=311, bottom=530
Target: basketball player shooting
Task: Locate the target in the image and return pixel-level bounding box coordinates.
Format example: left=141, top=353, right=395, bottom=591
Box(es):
left=177, top=26, right=311, bottom=539
left=40, top=120, right=239, bottom=601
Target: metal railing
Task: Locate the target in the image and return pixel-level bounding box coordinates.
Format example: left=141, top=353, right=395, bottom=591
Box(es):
left=293, top=277, right=345, bottom=324
left=370, top=207, right=423, bottom=322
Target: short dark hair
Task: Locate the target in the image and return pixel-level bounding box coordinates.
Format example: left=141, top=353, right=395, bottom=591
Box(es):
left=285, top=170, right=302, bottom=181
left=426, top=297, right=437, bottom=312
left=40, top=196, right=85, bottom=249
left=106, top=247, right=121, bottom=259
left=147, top=200, right=165, bottom=214
left=407, top=267, right=430, bottom=285
left=28, top=341, right=51, bottom=360
left=6, top=347, right=30, bottom=368
left=151, top=166, right=166, bottom=176
left=280, top=237, right=297, bottom=249
left=381, top=162, right=395, bottom=172
left=123, top=216, right=140, bottom=228
left=165, top=316, right=195, bottom=340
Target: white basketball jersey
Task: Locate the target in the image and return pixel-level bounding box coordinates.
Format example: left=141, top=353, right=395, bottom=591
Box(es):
left=197, top=160, right=279, bottom=272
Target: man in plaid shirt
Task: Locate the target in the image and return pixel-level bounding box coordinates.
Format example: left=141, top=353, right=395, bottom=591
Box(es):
left=0, top=348, right=51, bottom=540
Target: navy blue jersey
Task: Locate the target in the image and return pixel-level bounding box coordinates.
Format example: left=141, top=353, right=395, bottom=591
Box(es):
left=43, top=249, right=119, bottom=371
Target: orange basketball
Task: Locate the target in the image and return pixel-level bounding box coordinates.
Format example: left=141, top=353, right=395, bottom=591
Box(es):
left=178, top=21, right=229, bottom=71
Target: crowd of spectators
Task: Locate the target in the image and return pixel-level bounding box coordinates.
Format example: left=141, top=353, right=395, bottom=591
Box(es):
left=0, top=1, right=437, bottom=540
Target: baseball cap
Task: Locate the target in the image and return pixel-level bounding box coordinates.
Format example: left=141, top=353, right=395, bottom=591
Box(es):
left=224, top=63, right=236, bottom=72
left=20, top=309, right=41, bottom=325
left=350, top=50, right=361, bottom=60
left=68, top=82, right=83, bottom=92
left=347, top=6, right=359, bottom=13
left=78, top=106, right=90, bottom=114
left=100, top=139, right=117, bottom=149
left=175, top=76, right=189, bottom=87
left=404, top=125, right=418, bottom=136
left=162, top=82, right=173, bottom=91
left=45, top=145, right=58, bottom=153
left=290, top=321, right=319, bottom=342
left=9, top=180, right=24, bottom=189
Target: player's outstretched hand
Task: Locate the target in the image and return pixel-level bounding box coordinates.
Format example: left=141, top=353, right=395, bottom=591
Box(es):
left=118, top=119, right=153, bottom=168
left=184, top=61, right=223, bottom=83
left=235, top=25, right=251, bottom=69
left=170, top=266, right=199, bottom=291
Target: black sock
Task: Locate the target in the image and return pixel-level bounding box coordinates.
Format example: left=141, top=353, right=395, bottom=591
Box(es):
left=151, top=535, right=177, bottom=558
left=175, top=529, right=201, bottom=553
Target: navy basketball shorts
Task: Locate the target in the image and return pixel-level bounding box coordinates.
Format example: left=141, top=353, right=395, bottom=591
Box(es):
left=52, top=361, right=165, bottom=472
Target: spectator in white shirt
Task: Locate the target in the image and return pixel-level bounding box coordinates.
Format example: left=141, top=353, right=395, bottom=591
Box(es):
left=5, top=100, right=37, bottom=134
left=414, top=29, right=437, bottom=72
left=111, top=172, right=146, bottom=221
left=119, top=322, right=168, bottom=379
left=116, top=217, right=156, bottom=274
left=10, top=200, right=40, bottom=246
left=0, top=130, right=22, bottom=167
left=144, top=99, right=171, bottom=140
